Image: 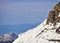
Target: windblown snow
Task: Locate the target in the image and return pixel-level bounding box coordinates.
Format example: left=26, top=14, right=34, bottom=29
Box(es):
left=13, top=2, right=60, bottom=43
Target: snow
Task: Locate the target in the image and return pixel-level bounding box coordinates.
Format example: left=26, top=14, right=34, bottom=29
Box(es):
left=0, top=33, right=18, bottom=43
left=13, top=12, right=60, bottom=43
left=58, top=12, right=60, bottom=17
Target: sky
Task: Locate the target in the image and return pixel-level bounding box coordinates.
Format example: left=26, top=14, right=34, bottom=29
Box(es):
left=0, top=0, right=60, bottom=25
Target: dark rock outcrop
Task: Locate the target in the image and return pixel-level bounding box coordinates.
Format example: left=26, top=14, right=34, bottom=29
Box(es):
left=54, top=2, right=60, bottom=12
left=0, top=33, right=18, bottom=43
left=56, top=27, right=60, bottom=34
left=46, top=2, right=60, bottom=26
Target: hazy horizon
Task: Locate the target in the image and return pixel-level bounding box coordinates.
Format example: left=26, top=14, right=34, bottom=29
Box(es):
left=0, top=0, right=60, bottom=34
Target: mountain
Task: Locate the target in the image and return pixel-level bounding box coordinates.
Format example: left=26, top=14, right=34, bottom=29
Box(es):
left=0, top=33, right=18, bottom=43
left=13, top=2, right=60, bottom=43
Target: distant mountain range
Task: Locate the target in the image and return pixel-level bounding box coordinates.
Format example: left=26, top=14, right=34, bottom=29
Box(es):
left=0, top=32, right=18, bottom=43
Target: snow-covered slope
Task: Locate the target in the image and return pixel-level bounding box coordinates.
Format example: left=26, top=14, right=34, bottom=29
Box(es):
left=13, top=20, right=60, bottom=43
left=0, top=33, right=18, bottom=43
left=13, top=2, right=60, bottom=43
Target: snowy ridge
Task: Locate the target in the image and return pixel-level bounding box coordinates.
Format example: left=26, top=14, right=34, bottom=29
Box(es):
left=13, top=2, right=60, bottom=43
left=13, top=19, right=47, bottom=43
left=0, top=33, right=18, bottom=43
left=13, top=19, right=60, bottom=43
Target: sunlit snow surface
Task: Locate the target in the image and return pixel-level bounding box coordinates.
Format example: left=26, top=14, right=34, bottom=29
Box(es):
left=13, top=19, right=60, bottom=43
left=58, top=12, right=60, bottom=17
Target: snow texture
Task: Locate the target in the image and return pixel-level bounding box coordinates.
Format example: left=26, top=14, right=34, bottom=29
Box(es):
left=13, top=19, right=60, bottom=43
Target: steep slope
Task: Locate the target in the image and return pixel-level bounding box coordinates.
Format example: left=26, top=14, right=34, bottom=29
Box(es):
left=0, top=33, right=18, bottom=43
left=13, top=2, right=60, bottom=43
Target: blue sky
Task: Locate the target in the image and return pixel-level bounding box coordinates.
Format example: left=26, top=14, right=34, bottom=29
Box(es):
left=0, top=0, right=60, bottom=25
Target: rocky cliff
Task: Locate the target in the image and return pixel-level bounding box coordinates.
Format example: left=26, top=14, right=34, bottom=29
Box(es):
left=46, top=2, right=60, bottom=26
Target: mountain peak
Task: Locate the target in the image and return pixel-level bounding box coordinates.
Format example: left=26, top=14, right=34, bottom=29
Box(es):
left=46, top=2, right=60, bottom=26
left=13, top=2, right=60, bottom=43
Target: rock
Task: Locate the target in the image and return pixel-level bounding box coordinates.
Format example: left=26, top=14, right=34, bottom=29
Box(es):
left=46, top=2, right=60, bottom=26
left=56, top=27, right=60, bottom=34
left=54, top=2, right=60, bottom=12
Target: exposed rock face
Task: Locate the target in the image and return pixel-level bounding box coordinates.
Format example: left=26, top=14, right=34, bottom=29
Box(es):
left=0, top=33, right=18, bottom=43
left=54, top=2, right=60, bottom=12
left=56, top=27, right=60, bottom=34
left=46, top=2, right=60, bottom=26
